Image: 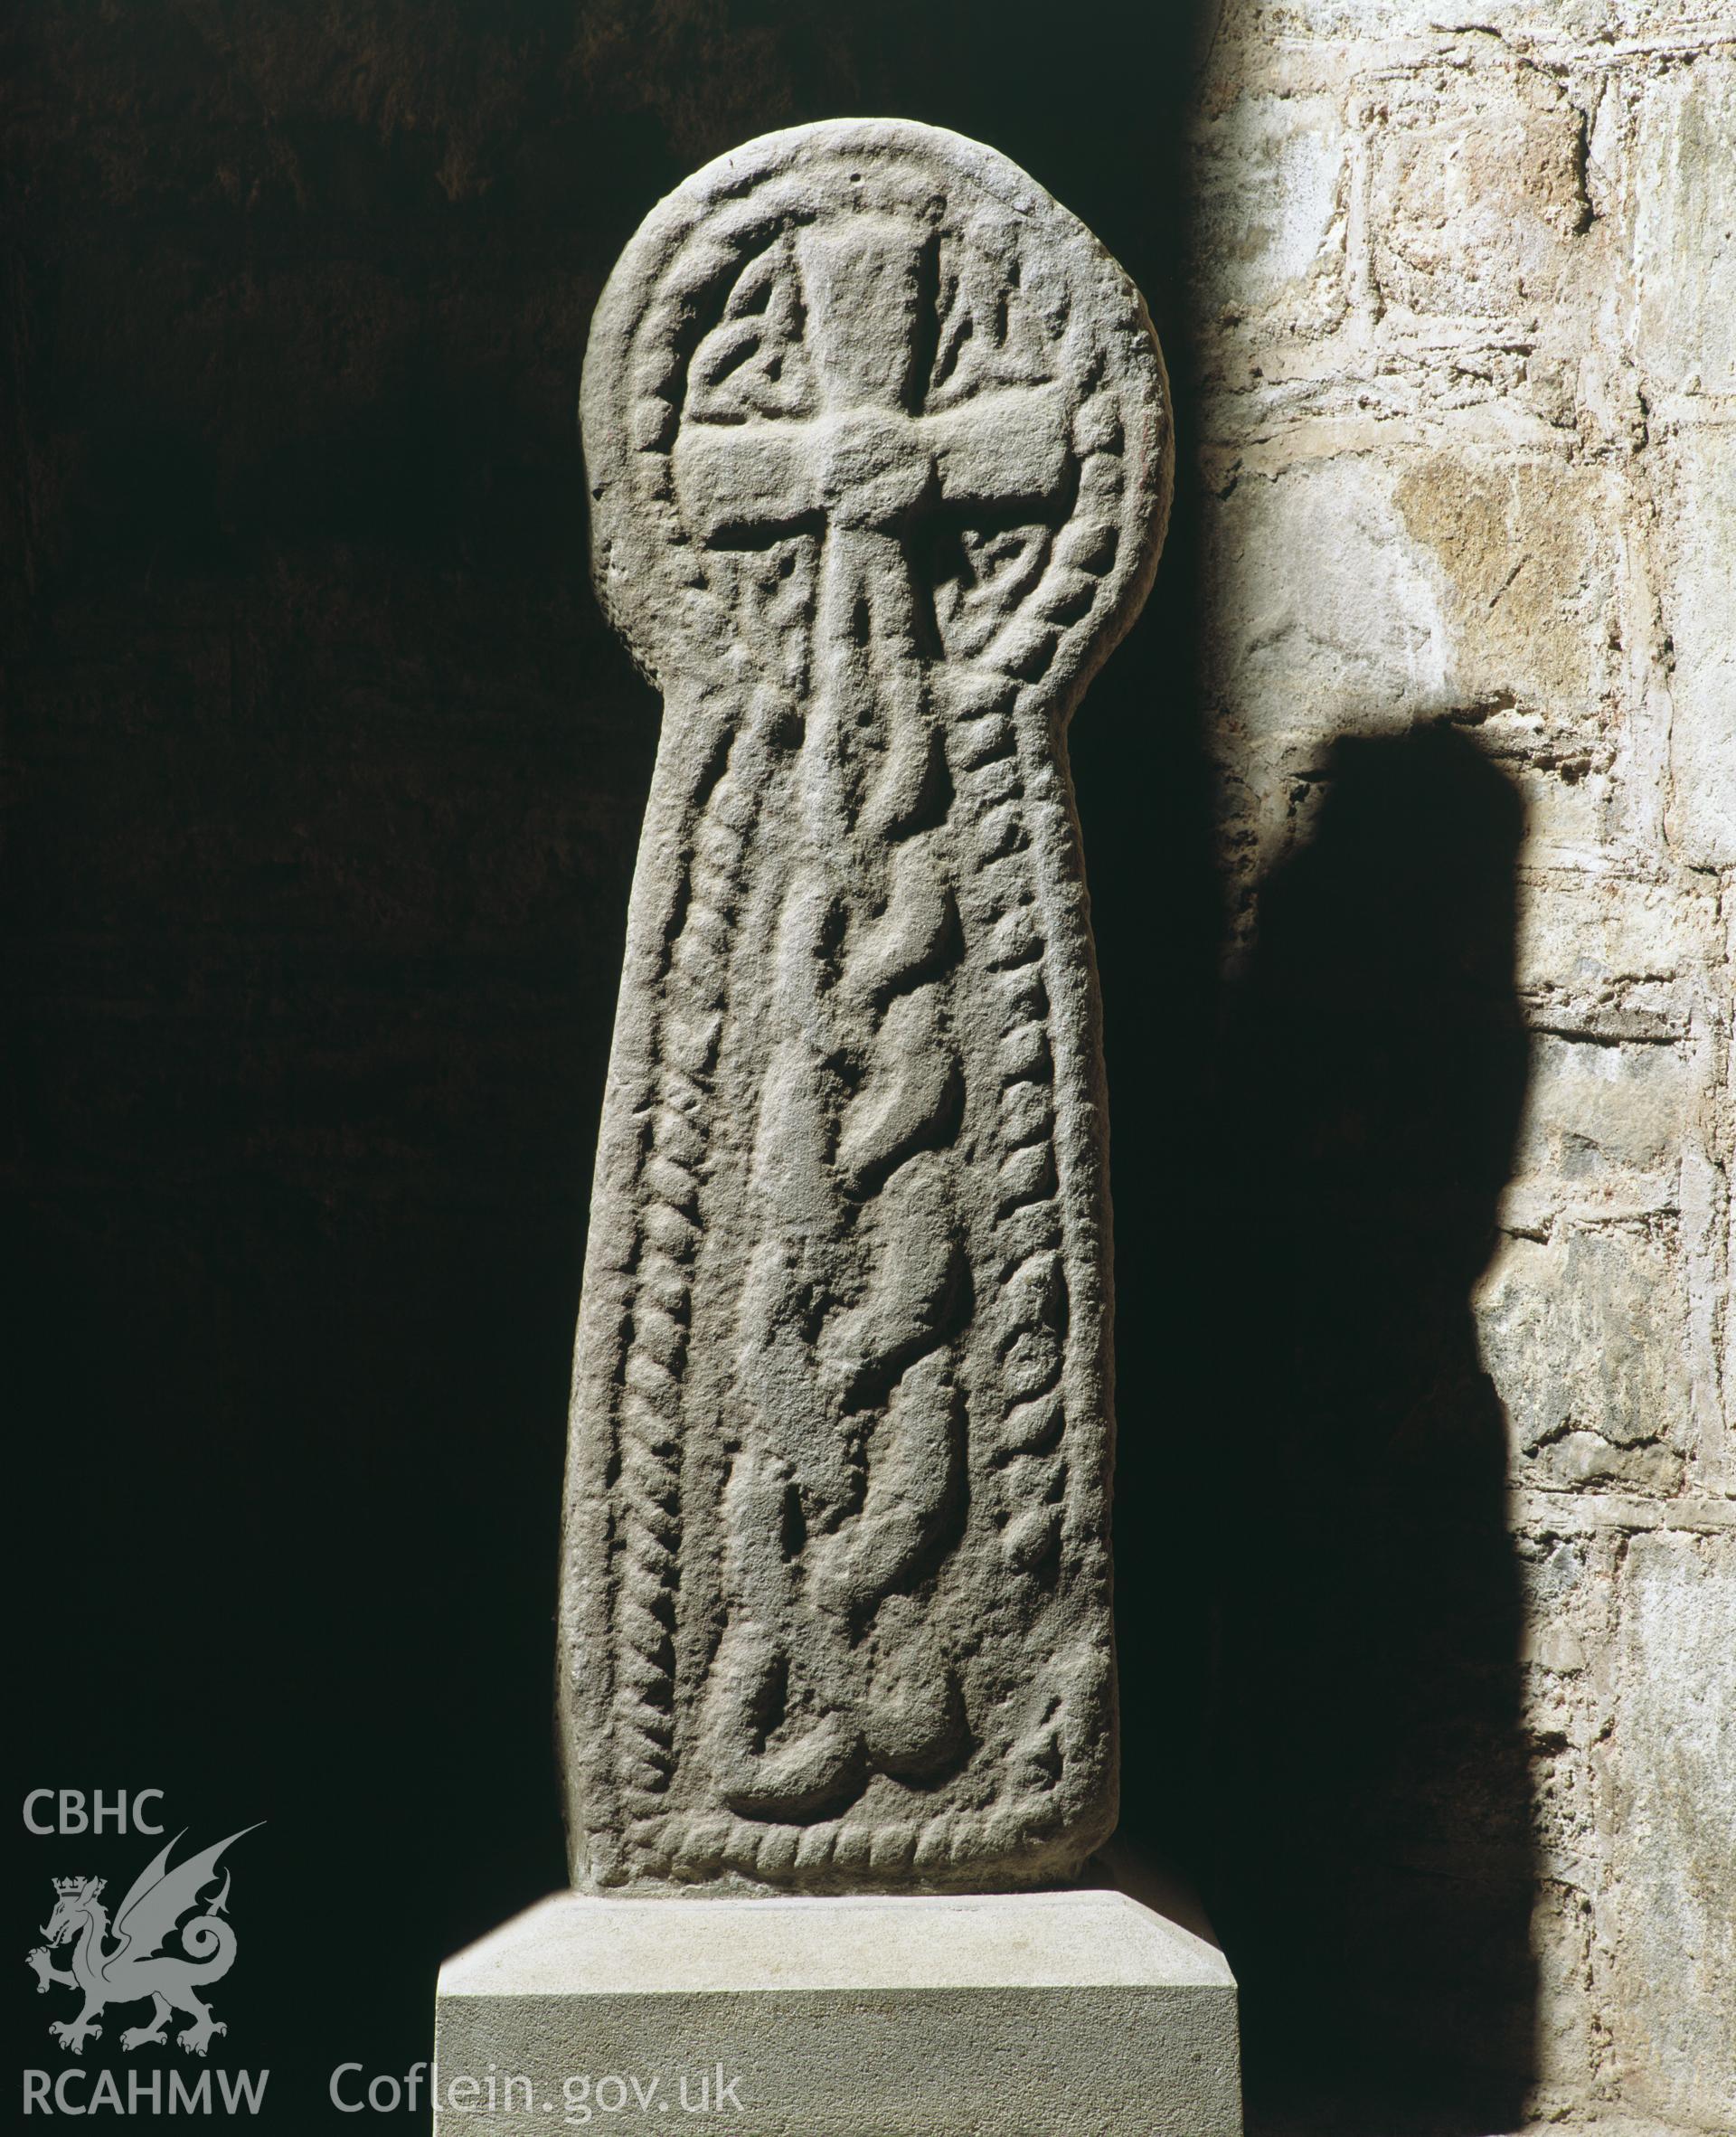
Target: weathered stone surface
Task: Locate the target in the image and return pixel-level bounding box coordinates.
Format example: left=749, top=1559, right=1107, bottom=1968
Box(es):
left=433, top=1884, right=1241, bottom=2137
left=1515, top=1034, right=1699, bottom=1187
left=1659, top=430, right=1736, bottom=869
left=1631, top=58, right=1736, bottom=401
left=1514, top=869, right=1722, bottom=1045
left=1366, top=62, right=1594, bottom=326
left=1599, top=1531, right=1736, bottom=2131
left=561, top=119, right=1171, bottom=1893
left=1391, top=456, right=1621, bottom=719
left=1194, top=84, right=1348, bottom=329
left=1205, top=455, right=1448, bottom=739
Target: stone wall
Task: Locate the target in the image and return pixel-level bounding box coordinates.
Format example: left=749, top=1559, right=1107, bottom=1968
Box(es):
left=1191, top=5, right=1732, bottom=2129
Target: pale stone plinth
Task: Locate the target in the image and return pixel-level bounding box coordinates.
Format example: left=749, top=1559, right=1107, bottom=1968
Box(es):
left=434, top=1885, right=1240, bottom=2137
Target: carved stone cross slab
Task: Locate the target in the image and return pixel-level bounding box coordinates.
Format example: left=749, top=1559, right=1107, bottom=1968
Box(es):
left=563, top=118, right=1171, bottom=1893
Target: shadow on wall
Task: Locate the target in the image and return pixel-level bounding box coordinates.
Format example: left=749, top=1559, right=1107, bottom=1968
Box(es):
left=1199, top=723, right=1534, bottom=2137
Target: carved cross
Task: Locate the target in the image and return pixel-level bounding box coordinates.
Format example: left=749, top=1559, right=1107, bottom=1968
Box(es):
left=672, top=216, right=1069, bottom=674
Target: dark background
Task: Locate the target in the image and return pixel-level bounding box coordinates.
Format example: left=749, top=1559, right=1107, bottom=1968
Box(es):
left=6, top=5, right=1535, bottom=2132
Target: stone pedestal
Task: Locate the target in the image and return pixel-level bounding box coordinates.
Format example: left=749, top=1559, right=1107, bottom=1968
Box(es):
left=434, top=1881, right=1241, bottom=2137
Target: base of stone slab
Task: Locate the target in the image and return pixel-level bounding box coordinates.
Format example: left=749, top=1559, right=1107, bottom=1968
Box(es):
left=434, top=1876, right=1241, bottom=2136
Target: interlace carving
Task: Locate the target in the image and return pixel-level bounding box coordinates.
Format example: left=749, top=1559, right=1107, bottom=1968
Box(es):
left=562, top=120, right=1170, bottom=1892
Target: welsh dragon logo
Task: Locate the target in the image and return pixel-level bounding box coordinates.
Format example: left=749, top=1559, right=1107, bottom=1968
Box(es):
left=27, top=1827, right=260, bottom=2057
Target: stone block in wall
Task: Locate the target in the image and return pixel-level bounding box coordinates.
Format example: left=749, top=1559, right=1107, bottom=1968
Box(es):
left=1630, top=56, right=1736, bottom=400
left=1476, top=1220, right=1695, bottom=1490
left=1204, top=452, right=1449, bottom=737
left=1596, top=1528, right=1736, bottom=2130
left=1531, top=1872, right=1601, bottom=2112
left=1515, top=1030, right=1702, bottom=1190
left=1207, top=449, right=1619, bottom=723
left=1364, top=60, right=1596, bottom=328
left=1517, top=1514, right=1617, bottom=2121
left=1388, top=451, right=1621, bottom=721
left=1204, top=446, right=1623, bottom=865
left=1194, top=82, right=1348, bottom=336
left=1520, top=1528, right=1601, bottom=1848
left=1657, top=428, right=1736, bottom=868
left=1514, top=867, right=1722, bottom=1042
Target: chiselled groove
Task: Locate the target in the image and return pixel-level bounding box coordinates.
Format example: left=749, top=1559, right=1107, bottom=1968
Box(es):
left=619, top=1792, right=1071, bottom=1886
left=941, top=684, right=1075, bottom=1510
left=568, top=118, right=1170, bottom=1892
left=610, top=693, right=781, bottom=1815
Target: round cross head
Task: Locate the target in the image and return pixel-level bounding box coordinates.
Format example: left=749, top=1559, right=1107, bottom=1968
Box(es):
left=819, top=407, right=932, bottom=530
left=582, top=118, right=1172, bottom=696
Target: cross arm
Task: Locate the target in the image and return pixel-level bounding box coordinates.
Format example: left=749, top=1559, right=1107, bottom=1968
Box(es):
left=921, top=385, right=1070, bottom=513
left=671, top=421, right=820, bottom=546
